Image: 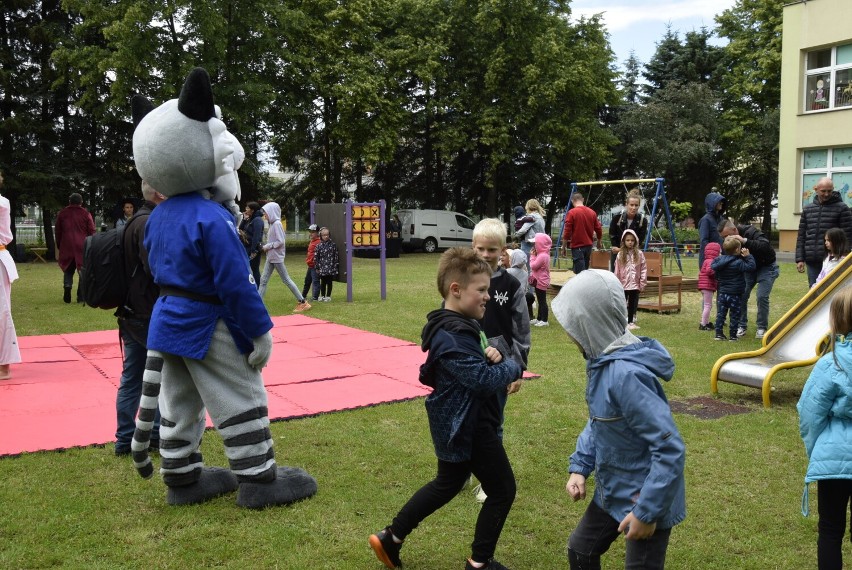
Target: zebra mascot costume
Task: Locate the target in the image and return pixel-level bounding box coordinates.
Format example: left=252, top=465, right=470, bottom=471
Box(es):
left=130, top=67, right=317, bottom=508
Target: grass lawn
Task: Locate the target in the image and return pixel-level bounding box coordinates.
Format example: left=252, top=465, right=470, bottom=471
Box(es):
left=0, top=253, right=823, bottom=569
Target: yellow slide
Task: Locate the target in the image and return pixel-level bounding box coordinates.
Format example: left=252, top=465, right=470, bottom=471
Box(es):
left=710, top=255, right=852, bottom=407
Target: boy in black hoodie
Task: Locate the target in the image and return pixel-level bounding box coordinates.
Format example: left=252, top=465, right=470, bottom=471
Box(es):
left=369, top=248, right=522, bottom=570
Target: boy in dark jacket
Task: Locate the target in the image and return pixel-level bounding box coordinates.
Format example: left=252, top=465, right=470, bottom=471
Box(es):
left=710, top=236, right=756, bottom=341
left=369, top=248, right=522, bottom=570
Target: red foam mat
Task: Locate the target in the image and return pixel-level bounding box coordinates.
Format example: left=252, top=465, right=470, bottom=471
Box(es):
left=0, top=315, right=538, bottom=457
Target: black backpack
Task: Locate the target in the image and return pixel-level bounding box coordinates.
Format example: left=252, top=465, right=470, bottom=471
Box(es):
left=80, top=215, right=141, bottom=310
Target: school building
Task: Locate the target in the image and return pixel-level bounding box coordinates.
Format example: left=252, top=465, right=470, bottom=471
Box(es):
left=778, top=0, right=852, bottom=252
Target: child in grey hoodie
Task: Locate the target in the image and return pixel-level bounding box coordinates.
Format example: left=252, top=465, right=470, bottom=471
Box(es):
left=257, top=202, right=311, bottom=312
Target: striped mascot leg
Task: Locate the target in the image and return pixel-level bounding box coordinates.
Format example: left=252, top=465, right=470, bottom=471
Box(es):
left=131, top=350, right=163, bottom=479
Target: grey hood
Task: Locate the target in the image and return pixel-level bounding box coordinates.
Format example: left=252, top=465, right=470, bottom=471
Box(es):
left=552, top=269, right=641, bottom=359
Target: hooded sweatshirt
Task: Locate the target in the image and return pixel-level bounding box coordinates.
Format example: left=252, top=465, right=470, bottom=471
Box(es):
left=419, top=309, right=522, bottom=462
left=506, top=249, right=529, bottom=292
left=698, top=242, right=721, bottom=292
left=798, top=338, right=852, bottom=514
left=529, top=232, right=552, bottom=290
left=551, top=270, right=686, bottom=529
left=613, top=229, right=646, bottom=291
left=698, top=192, right=726, bottom=267
left=513, top=206, right=531, bottom=232
left=261, top=202, right=286, bottom=264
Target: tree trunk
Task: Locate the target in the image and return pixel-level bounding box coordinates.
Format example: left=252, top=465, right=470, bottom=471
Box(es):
left=42, top=207, right=56, bottom=261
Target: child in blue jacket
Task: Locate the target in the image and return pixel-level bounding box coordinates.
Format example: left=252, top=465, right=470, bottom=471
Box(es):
left=710, top=235, right=755, bottom=341
left=798, top=287, right=852, bottom=570
left=369, top=247, right=522, bottom=570
left=552, top=269, right=686, bottom=570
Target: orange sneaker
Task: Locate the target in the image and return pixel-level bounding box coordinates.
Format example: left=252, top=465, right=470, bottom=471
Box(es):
left=293, top=301, right=311, bottom=313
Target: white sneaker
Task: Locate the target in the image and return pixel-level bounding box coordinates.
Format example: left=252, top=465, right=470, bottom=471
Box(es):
left=324, top=296, right=331, bottom=302
left=534, top=321, right=549, bottom=327
left=530, top=319, right=539, bottom=325
left=627, top=323, right=640, bottom=330
left=755, top=329, right=766, bottom=339
left=472, top=483, right=487, bottom=504
left=736, top=327, right=747, bottom=338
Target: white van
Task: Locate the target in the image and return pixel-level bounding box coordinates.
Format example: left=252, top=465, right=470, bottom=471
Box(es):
left=397, top=209, right=476, bottom=252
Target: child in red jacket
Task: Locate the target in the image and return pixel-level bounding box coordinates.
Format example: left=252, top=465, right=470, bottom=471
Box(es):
left=301, top=224, right=321, bottom=301
left=698, top=242, right=721, bottom=331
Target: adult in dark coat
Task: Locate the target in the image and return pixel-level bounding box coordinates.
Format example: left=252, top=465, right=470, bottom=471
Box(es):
left=54, top=193, right=95, bottom=303
left=239, top=201, right=264, bottom=287
left=697, top=191, right=726, bottom=268
left=796, top=177, right=852, bottom=287
left=721, top=219, right=779, bottom=340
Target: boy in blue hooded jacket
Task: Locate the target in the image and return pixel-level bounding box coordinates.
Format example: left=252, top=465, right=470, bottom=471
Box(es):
left=552, top=269, right=686, bottom=570
left=370, top=247, right=522, bottom=570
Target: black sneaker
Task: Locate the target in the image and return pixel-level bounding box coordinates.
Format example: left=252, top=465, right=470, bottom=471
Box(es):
left=729, top=337, right=738, bottom=342
left=715, top=334, right=727, bottom=341
left=466, top=559, right=510, bottom=570
left=698, top=323, right=713, bottom=331
left=369, top=527, right=402, bottom=568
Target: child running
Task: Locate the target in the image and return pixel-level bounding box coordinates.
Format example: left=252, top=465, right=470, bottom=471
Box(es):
left=710, top=235, right=755, bottom=341
left=613, top=229, right=647, bottom=330
left=798, top=287, right=852, bottom=570
left=314, top=227, right=340, bottom=301
left=697, top=242, right=720, bottom=331
left=529, top=232, right=552, bottom=327
left=257, top=202, right=311, bottom=312
left=814, top=227, right=850, bottom=287
left=369, top=248, right=523, bottom=570
left=552, top=269, right=686, bottom=570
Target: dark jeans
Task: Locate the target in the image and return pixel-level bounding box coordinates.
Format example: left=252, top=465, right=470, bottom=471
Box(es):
left=534, top=287, right=548, bottom=323
left=715, top=292, right=741, bottom=338
left=572, top=246, right=592, bottom=274
left=116, top=329, right=160, bottom=451
left=568, top=500, right=672, bottom=570
left=390, top=426, right=516, bottom=563
left=525, top=291, right=535, bottom=320
left=320, top=276, right=334, bottom=297
left=63, top=261, right=82, bottom=301
left=302, top=267, right=320, bottom=300
left=807, top=260, right=823, bottom=288
left=248, top=252, right=261, bottom=289
left=817, top=479, right=852, bottom=570
left=625, top=289, right=639, bottom=324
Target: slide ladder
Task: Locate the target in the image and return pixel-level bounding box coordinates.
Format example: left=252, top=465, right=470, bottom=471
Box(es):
left=710, top=255, right=852, bottom=407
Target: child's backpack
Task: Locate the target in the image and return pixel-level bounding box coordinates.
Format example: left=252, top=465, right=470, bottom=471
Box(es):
left=80, top=215, right=141, bottom=310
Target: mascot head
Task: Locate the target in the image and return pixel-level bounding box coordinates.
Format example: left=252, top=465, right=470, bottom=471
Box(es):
left=131, top=67, right=245, bottom=206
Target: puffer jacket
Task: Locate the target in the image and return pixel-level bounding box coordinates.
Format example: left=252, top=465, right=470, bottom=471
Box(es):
left=698, top=242, right=721, bottom=292
left=711, top=253, right=756, bottom=296
left=529, top=232, right=552, bottom=289
left=613, top=229, right=647, bottom=291
left=798, top=339, right=852, bottom=514
left=569, top=340, right=686, bottom=529
left=697, top=192, right=726, bottom=268
left=796, top=192, right=852, bottom=264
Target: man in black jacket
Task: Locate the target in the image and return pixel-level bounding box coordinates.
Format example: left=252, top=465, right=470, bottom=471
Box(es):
left=796, top=177, right=852, bottom=287
left=721, top=220, right=779, bottom=340
left=114, top=180, right=164, bottom=456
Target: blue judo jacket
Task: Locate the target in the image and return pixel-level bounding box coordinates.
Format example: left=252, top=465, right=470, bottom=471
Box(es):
left=144, top=192, right=273, bottom=359
left=569, top=339, right=687, bottom=529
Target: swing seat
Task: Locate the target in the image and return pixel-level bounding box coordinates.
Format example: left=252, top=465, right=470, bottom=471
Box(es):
left=637, top=252, right=682, bottom=313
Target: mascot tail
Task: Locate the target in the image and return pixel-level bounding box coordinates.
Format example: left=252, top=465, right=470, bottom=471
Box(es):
left=132, top=350, right=164, bottom=479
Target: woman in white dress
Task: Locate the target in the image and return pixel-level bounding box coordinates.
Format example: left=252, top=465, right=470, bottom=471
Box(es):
left=0, top=171, right=21, bottom=379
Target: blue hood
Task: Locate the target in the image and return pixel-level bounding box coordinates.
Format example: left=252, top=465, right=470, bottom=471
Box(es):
left=704, top=192, right=726, bottom=215
left=589, top=337, right=675, bottom=382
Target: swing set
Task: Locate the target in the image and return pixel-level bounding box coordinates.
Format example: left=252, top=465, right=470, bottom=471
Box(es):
left=552, top=177, right=683, bottom=273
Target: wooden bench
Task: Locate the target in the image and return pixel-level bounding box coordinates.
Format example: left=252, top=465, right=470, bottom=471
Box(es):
left=637, top=251, right=682, bottom=313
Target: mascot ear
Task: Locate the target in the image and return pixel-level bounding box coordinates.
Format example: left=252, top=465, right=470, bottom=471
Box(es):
left=131, top=95, right=154, bottom=128
left=178, top=67, right=216, bottom=122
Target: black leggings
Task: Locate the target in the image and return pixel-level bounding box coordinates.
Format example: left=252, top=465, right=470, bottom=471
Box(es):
left=390, top=427, right=516, bottom=563
left=535, top=288, right=548, bottom=323
left=818, top=479, right=852, bottom=569
left=320, top=276, right=334, bottom=297
left=625, top=289, right=639, bottom=324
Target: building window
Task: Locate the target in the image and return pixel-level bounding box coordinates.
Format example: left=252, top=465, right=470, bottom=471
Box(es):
left=805, top=44, right=852, bottom=112
left=801, top=147, right=852, bottom=210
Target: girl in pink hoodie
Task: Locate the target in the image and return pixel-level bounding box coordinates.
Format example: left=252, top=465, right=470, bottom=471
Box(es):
left=529, top=232, right=552, bottom=327
left=697, top=241, right=721, bottom=331
left=614, top=229, right=647, bottom=330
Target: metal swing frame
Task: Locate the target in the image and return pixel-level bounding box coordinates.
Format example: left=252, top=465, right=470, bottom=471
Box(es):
left=552, top=177, right=683, bottom=273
